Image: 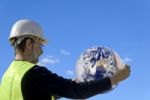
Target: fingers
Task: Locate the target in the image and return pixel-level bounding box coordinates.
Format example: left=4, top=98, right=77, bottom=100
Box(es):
left=112, top=52, right=124, bottom=70
left=124, top=64, right=131, bottom=78
left=110, top=64, right=131, bottom=85
left=118, top=65, right=131, bottom=81
left=125, top=64, right=130, bottom=70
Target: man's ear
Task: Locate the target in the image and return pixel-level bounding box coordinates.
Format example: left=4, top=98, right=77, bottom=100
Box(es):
left=26, top=39, right=33, bottom=49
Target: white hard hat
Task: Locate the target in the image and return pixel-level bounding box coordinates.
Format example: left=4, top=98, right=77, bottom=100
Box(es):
left=9, top=19, right=47, bottom=44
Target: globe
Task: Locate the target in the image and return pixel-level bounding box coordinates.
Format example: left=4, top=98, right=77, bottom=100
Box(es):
left=76, top=46, right=123, bottom=91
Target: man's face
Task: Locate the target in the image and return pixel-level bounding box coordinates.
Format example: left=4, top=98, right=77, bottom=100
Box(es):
left=30, top=38, right=43, bottom=64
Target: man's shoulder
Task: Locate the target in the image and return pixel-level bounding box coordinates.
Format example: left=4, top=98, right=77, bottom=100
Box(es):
left=22, top=65, right=53, bottom=83
left=29, top=65, right=52, bottom=75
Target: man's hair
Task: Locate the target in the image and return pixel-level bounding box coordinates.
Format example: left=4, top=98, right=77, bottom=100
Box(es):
left=11, top=37, right=34, bottom=53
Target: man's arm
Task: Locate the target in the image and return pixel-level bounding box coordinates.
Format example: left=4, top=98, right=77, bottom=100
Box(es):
left=33, top=66, right=112, bottom=99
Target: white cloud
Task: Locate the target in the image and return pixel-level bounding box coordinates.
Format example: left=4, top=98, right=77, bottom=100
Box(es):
left=66, top=70, right=74, bottom=76
left=60, top=49, right=71, bottom=56
left=38, top=56, right=59, bottom=66
left=122, top=57, right=132, bottom=63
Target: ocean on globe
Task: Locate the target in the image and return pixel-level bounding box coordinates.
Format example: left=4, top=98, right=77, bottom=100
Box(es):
left=76, top=46, right=123, bottom=91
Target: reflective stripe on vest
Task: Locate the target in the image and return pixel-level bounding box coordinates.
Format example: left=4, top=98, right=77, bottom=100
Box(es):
left=0, top=61, right=35, bottom=100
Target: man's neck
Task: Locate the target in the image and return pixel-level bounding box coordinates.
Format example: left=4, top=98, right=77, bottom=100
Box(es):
left=15, top=53, right=37, bottom=64
left=15, top=53, right=25, bottom=61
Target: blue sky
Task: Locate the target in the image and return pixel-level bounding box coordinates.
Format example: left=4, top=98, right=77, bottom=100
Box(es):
left=0, top=0, right=150, bottom=100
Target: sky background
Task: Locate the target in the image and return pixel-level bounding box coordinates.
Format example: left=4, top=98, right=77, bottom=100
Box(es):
left=0, top=0, right=150, bottom=100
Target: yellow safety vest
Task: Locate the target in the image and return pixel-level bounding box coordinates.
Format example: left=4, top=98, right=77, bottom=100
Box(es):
left=0, top=61, right=54, bottom=100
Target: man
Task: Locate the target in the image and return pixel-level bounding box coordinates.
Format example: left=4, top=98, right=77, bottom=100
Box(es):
left=0, top=19, right=130, bottom=100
